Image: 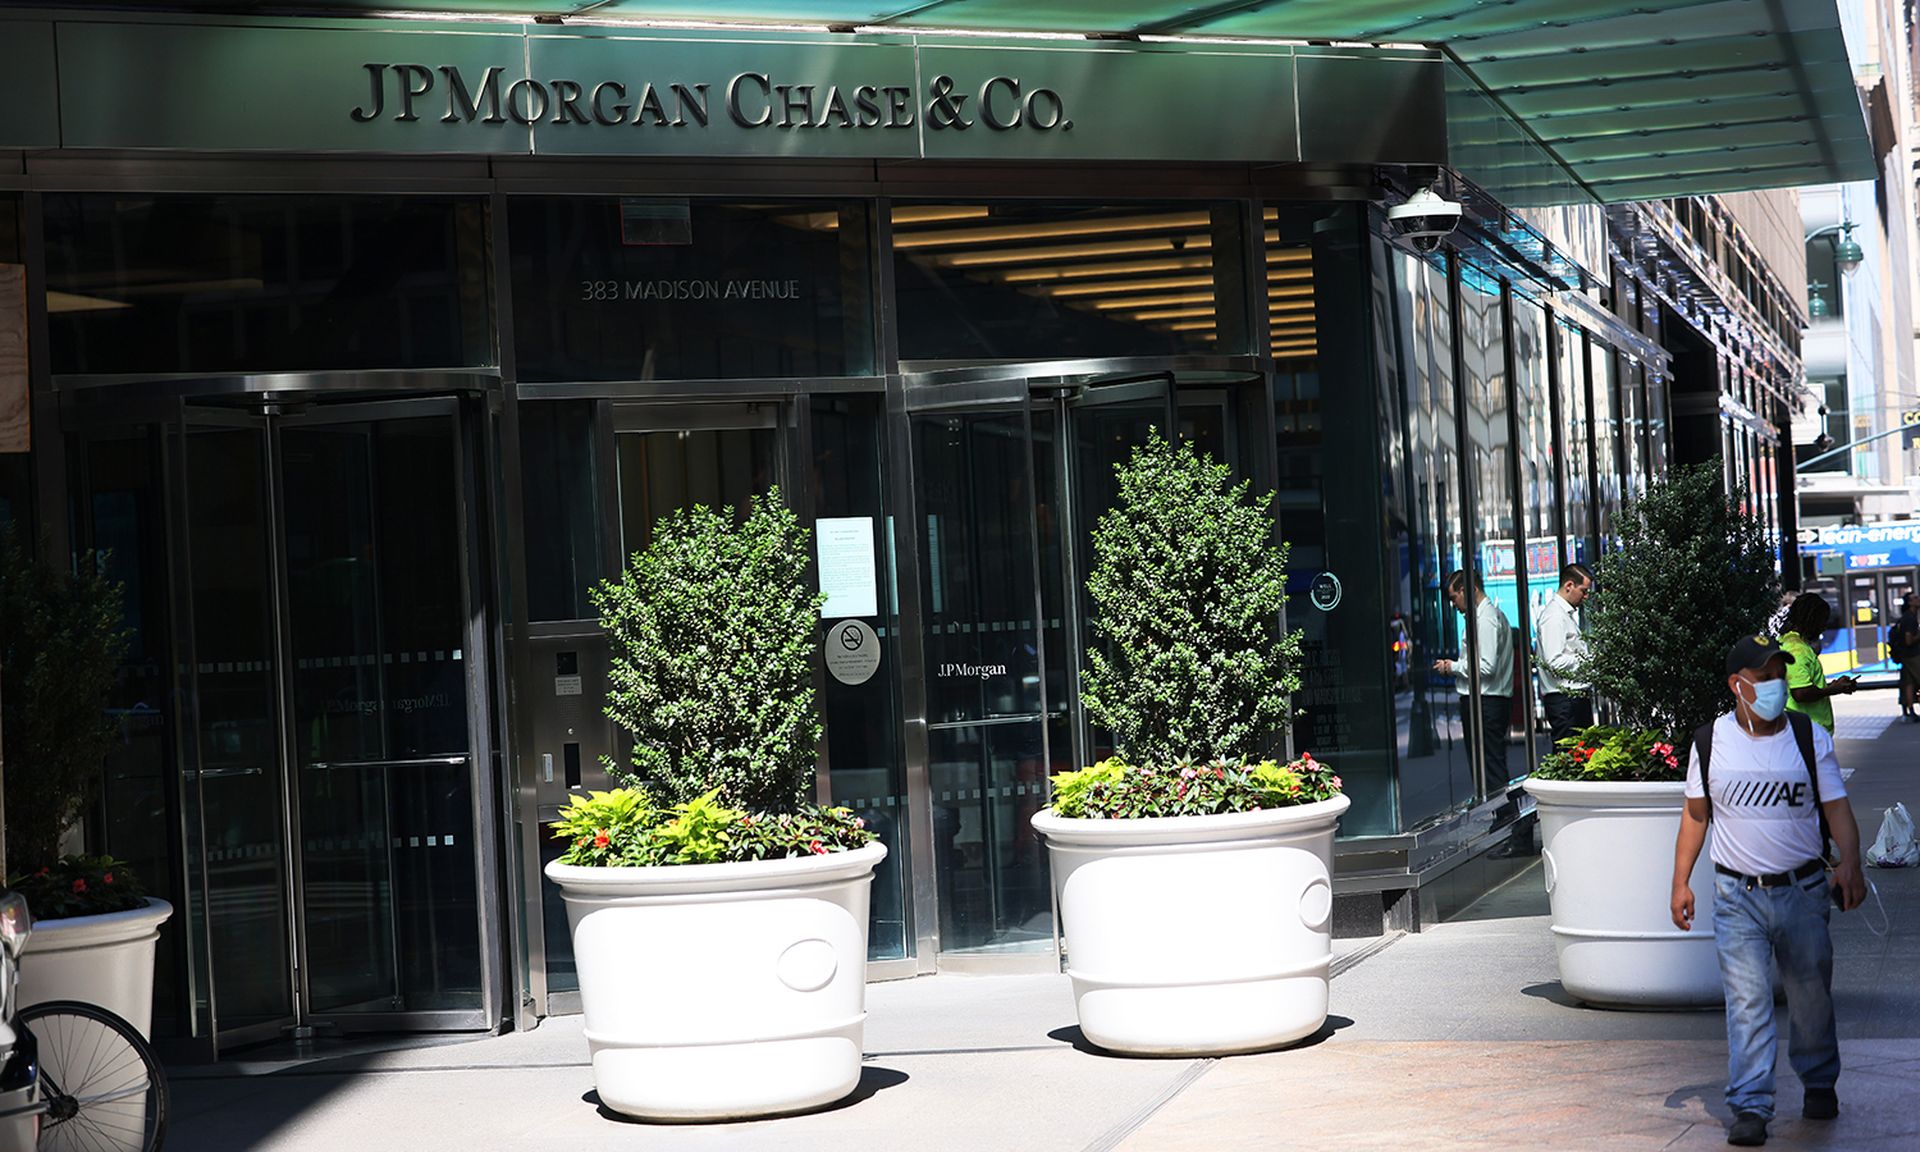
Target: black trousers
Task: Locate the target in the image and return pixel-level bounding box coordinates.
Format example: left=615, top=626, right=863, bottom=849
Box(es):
left=1541, top=692, right=1594, bottom=751
left=1479, top=694, right=1512, bottom=795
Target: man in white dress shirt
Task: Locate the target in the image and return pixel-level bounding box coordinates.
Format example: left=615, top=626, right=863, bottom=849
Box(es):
left=1535, top=562, right=1595, bottom=750
left=1434, top=569, right=1515, bottom=796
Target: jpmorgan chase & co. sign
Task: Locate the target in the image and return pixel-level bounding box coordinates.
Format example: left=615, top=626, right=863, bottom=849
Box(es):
left=7, top=17, right=1448, bottom=166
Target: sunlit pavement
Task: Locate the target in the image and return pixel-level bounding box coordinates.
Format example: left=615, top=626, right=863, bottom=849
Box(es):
left=167, top=693, right=1920, bottom=1151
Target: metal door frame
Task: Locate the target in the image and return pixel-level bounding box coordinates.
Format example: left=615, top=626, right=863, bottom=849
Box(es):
left=265, top=395, right=499, bottom=1035
left=158, top=390, right=500, bottom=1050
left=892, top=357, right=1253, bottom=973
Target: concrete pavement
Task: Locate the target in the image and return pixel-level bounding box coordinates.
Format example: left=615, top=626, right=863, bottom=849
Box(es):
left=165, top=694, right=1920, bottom=1150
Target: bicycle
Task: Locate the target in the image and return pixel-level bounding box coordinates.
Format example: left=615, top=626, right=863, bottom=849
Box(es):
left=0, top=894, right=167, bottom=1152
left=15, top=1000, right=167, bottom=1152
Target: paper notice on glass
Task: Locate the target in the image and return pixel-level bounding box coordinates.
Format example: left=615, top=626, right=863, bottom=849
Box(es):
left=815, top=516, right=877, bottom=619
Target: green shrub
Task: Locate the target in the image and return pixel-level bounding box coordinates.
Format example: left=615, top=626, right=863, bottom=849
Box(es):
left=551, top=786, right=871, bottom=867
left=1049, top=754, right=1342, bottom=819
left=1575, top=462, right=1778, bottom=740
left=592, top=489, right=823, bottom=812
left=1080, top=432, right=1301, bottom=768
left=1532, top=727, right=1683, bottom=783
left=1, top=530, right=130, bottom=885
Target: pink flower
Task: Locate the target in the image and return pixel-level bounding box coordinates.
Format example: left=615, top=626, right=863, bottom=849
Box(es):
left=854, top=818, right=866, bottom=829
left=1180, top=766, right=1198, bottom=780
left=1663, top=754, right=1679, bottom=769
left=1651, top=742, right=1674, bottom=757
left=1331, top=776, right=1342, bottom=790
left=809, top=840, right=827, bottom=856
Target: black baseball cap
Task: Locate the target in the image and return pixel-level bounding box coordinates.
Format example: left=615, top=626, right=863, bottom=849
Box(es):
left=1727, top=634, right=1796, bottom=674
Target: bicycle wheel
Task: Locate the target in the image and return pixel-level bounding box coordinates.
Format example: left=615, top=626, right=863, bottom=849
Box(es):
left=16, top=1000, right=166, bottom=1152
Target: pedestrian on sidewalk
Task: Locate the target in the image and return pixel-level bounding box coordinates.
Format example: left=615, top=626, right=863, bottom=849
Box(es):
left=1891, top=592, right=1920, bottom=722
left=1670, top=635, right=1868, bottom=1148
left=1535, top=562, right=1595, bottom=749
left=1435, top=569, right=1514, bottom=796
left=1777, top=592, right=1856, bottom=734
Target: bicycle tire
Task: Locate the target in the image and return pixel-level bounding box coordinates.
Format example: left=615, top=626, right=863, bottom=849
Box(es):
left=16, top=1000, right=167, bottom=1152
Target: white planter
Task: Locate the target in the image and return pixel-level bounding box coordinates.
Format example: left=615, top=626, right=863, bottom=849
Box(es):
left=544, top=842, right=886, bottom=1122
left=1032, top=795, right=1351, bottom=1056
left=1525, top=778, right=1720, bottom=1008
left=17, top=898, right=173, bottom=1040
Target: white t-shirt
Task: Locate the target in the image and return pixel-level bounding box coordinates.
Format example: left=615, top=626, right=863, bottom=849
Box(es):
left=1684, top=712, right=1846, bottom=877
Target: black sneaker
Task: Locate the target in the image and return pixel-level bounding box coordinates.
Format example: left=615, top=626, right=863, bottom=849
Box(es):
left=1804, top=1088, right=1838, bottom=1119
left=1728, top=1112, right=1768, bottom=1146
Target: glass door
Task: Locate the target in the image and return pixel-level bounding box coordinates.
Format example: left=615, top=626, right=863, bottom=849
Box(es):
left=174, top=397, right=494, bottom=1050
left=176, top=415, right=297, bottom=1050
left=905, top=373, right=1055, bottom=957
left=278, top=402, right=489, bottom=1030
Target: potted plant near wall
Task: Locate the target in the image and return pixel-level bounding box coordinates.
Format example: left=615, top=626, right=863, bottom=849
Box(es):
left=543, top=491, right=885, bottom=1122
left=1, top=531, right=171, bottom=1039
left=1524, top=463, right=1777, bottom=1008
left=1031, top=433, right=1347, bottom=1056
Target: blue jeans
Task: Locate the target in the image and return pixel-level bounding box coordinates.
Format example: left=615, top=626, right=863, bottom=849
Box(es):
left=1712, top=870, right=1840, bottom=1119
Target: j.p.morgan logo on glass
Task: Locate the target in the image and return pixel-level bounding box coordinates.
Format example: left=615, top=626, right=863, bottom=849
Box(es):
left=350, top=64, right=1073, bottom=133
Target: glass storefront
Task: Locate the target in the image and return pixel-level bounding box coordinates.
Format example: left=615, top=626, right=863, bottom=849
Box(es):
left=35, top=180, right=1685, bottom=1041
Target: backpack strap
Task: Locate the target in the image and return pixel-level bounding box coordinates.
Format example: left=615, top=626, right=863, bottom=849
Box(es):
left=1689, top=719, right=1717, bottom=822
left=1787, top=711, right=1836, bottom=859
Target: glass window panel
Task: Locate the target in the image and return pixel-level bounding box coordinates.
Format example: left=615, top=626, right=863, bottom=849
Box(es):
left=892, top=201, right=1249, bottom=361
left=1458, top=271, right=1526, bottom=798
left=520, top=400, right=604, bottom=623
left=1589, top=341, right=1622, bottom=551
left=1391, top=252, right=1473, bottom=829
left=509, top=198, right=873, bottom=382
left=44, top=194, right=491, bottom=375
left=1557, top=323, right=1593, bottom=565
left=812, top=394, right=911, bottom=962
left=1273, top=203, right=1397, bottom=836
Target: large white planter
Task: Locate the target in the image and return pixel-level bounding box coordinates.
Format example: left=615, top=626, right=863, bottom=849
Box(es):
left=1525, top=778, right=1720, bottom=1008
left=17, top=898, right=173, bottom=1040
left=1032, top=795, right=1351, bottom=1056
left=544, top=842, right=886, bottom=1122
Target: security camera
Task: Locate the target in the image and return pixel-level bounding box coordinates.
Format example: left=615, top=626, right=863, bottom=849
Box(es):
left=1388, top=186, right=1463, bottom=254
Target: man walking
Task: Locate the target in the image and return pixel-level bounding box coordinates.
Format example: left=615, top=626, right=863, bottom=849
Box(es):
left=1671, top=635, right=1866, bottom=1147
left=1891, top=592, right=1920, bottom=722
left=1535, top=562, right=1595, bottom=749
left=1434, top=570, right=1514, bottom=795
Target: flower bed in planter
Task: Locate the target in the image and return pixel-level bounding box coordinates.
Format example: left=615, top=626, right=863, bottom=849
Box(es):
left=546, top=491, right=887, bottom=1121
left=1527, top=729, right=1720, bottom=1008
left=10, top=857, right=172, bottom=1039
left=1034, top=755, right=1347, bottom=1054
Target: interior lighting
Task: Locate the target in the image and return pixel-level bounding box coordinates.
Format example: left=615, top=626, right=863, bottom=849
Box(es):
left=891, top=211, right=1214, bottom=250
left=1042, top=275, right=1217, bottom=298
left=936, top=236, right=1216, bottom=267
left=1090, top=292, right=1217, bottom=311
left=1000, top=256, right=1215, bottom=283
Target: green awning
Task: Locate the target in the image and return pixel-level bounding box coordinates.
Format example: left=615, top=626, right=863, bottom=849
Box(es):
left=42, top=0, right=1879, bottom=200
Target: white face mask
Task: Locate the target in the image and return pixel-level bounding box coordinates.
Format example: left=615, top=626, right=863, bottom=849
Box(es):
left=1744, top=678, right=1789, bottom=721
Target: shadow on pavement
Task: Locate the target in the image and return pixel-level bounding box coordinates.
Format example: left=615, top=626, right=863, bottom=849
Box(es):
left=583, top=1065, right=910, bottom=1125
left=1044, top=1014, right=1355, bottom=1059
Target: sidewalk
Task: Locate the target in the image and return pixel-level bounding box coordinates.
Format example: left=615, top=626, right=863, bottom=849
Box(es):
left=167, top=695, right=1920, bottom=1151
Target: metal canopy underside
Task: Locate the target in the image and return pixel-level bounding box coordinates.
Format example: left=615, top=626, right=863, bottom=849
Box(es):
left=50, top=0, right=1876, bottom=201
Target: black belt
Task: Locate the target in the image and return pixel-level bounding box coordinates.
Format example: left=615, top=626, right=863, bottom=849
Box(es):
left=1714, top=860, right=1824, bottom=888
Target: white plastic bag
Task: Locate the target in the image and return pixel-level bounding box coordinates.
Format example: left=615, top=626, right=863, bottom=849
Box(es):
left=1866, top=802, right=1919, bottom=868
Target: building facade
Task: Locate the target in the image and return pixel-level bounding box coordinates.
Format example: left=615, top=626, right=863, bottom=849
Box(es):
left=0, top=4, right=1870, bottom=1056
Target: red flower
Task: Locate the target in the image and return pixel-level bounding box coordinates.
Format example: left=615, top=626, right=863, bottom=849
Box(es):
left=1302, top=753, right=1316, bottom=764
left=1570, top=746, right=1593, bottom=762
left=809, top=840, right=827, bottom=856
left=592, top=829, right=610, bottom=849
left=71, top=878, right=87, bottom=894
left=103, top=873, right=114, bottom=885
left=34, top=868, right=47, bottom=878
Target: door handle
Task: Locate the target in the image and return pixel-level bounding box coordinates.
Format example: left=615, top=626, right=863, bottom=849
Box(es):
left=307, top=755, right=470, bottom=771
left=194, top=765, right=265, bottom=779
